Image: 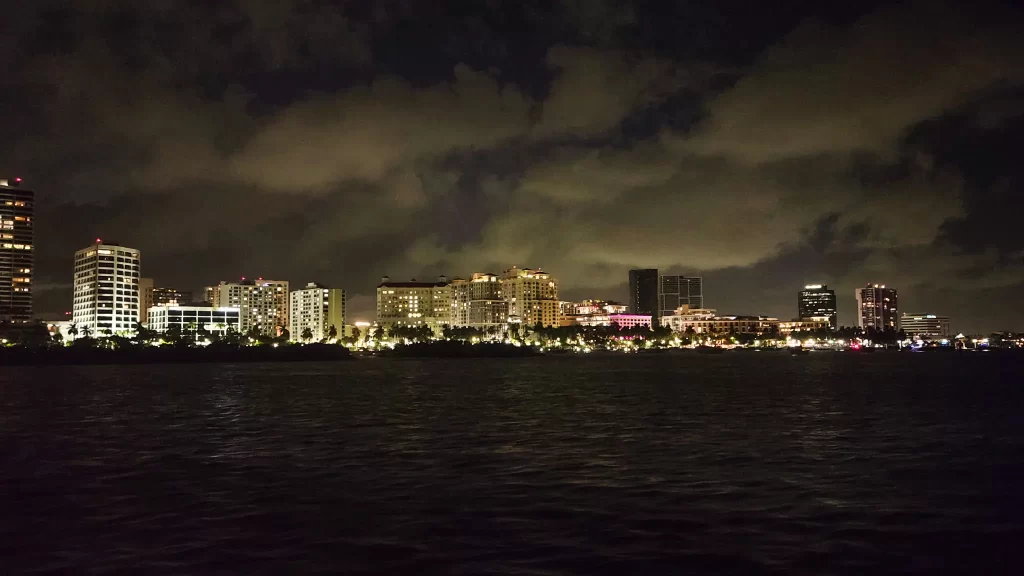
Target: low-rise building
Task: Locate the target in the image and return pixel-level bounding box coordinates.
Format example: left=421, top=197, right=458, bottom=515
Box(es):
left=577, top=314, right=652, bottom=329
left=778, top=317, right=832, bottom=335
left=661, top=307, right=779, bottom=335
left=147, top=305, right=241, bottom=339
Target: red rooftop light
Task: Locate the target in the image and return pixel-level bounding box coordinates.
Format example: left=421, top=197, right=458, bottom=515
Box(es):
left=95, top=238, right=102, bottom=243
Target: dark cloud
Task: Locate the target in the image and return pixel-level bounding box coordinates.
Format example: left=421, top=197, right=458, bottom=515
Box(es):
left=3, top=0, right=1023, bottom=332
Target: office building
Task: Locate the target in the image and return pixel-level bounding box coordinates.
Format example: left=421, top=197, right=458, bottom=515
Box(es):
left=900, top=314, right=950, bottom=339
left=140, top=278, right=192, bottom=324
left=147, top=305, right=241, bottom=339
left=798, top=284, right=837, bottom=328
left=659, top=275, right=703, bottom=317
left=139, top=277, right=154, bottom=320
left=450, top=273, right=508, bottom=331
left=856, top=284, right=899, bottom=331
left=501, top=266, right=559, bottom=327
left=72, top=241, right=141, bottom=334
left=208, top=278, right=289, bottom=336
left=376, top=276, right=452, bottom=332
left=629, top=269, right=659, bottom=319
left=0, top=178, right=33, bottom=322
left=289, top=282, right=345, bottom=341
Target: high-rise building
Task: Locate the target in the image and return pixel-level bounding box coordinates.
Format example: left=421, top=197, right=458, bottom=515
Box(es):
left=798, top=284, right=837, bottom=328
left=376, top=276, right=452, bottom=332
left=856, top=284, right=899, bottom=331
left=450, top=273, right=508, bottom=331
left=659, top=275, right=703, bottom=316
left=72, top=241, right=141, bottom=334
left=209, top=279, right=289, bottom=336
left=139, top=277, right=154, bottom=322
left=629, top=269, right=659, bottom=320
left=0, top=178, right=33, bottom=322
left=501, top=266, right=559, bottom=327
left=900, top=314, right=950, bottom=338
left=289, top=282, right=345, bottom=341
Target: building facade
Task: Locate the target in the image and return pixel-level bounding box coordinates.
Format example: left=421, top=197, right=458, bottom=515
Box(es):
left=147, top=305, right=241, bottom=338
left=289, top=282, right=345, bottom=341
left=856, top=284, right=899, bottom=331
left=661, top=308, right=779, bottom=335
left=376, top=277, right=452, bottom=332
left=501, top=267, right=559, bottom=327
left=72, top=241, right=141, bottom=334
left=209, top=279, right=289, bottom=336
left=450, top=273, right=508, bottom=331
left=778, top=317, right=832, bottom=335
left=0, top=179, right=33, bottom=322
left=659, top=275, right=703, bottom=317
left=629, top=269, right=659, bottom=319
left=900, top=314, right=950, bottom=338
left=798, top=284, right=837, bottom=328
left=576, top=314, right=652, bottom=329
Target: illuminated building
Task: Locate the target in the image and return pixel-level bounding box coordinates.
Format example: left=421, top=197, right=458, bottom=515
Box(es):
left=659, top=275, right=703, bottom=317
left=72, top=241, right=141, bottom=334
left=0, top=178, right=33, bottom=322
left=798, top=284, right=837, bottom=328
left=900, top=313, right=950, bottom=338
left=856, top=284, right=899, bottom=330
left=376, top=276, right=452, bottom=332
left=501, top=266, right=559, bottom=327
left=450, top=273, right=507, bottom=331
left=661, top=308, right=779, bottom=335
left=140, top=277, right=192, bottom=324
left=629, top=269, right=659, bottom=320
left=576, top=314, right=652, bottom=328
left=288, top=282, right=345, bottom=341
left=560, top=300, right=630, bottom=326
left=779, top=317, right=831, bottom=335
left=209, top=278, right=289, bottom=336
left=147, top=305, right=241, bottom=339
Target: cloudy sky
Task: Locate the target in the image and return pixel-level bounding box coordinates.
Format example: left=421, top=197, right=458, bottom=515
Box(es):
left=3, top=0, right=1023, bottom=332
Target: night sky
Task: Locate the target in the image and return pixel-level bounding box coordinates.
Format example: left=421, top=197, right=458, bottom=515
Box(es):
left=2, top=0, right=1023, bottom=332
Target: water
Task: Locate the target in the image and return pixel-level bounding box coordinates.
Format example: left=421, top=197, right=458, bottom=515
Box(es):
left=2, top=353, right=1023, bottom=574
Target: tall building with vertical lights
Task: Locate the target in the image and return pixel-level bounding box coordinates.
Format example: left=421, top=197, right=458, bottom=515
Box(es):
left=72, top=241, right=141, bottom=334
left=289, top=282, right=345, bottom=341
left=209, top=278, right=289, bottom=336
left=856, top=284, right=899, bottom=331
left=450, top=273, right=508, bottom=331
left=0, top=178, right=33, bottom=322
left=798, top=284, right=837, bottom=328
left=629, top=269, right=659, bottom=325
left=659, top=275, right=703, bottom=316
left=501, top=267, right=559, bottom=327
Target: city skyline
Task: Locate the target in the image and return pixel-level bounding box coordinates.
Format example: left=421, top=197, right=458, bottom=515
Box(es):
left=2, top=2, right=1023, bottom=334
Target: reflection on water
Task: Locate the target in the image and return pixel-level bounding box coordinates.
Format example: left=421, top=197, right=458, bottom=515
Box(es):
left=2, top=354, right=1023, bottom=574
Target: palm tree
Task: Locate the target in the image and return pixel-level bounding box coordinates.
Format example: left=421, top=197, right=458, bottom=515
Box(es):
left=80, top=324, right=92, bottom=339
left=301, top=327, right=314, bottom=342
left=67, top=322, right=79, bottom=340
left=327, top=324, right=338, bottom=341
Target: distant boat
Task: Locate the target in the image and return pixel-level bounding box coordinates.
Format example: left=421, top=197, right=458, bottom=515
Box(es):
left=696, top=345, right=726, bottom=354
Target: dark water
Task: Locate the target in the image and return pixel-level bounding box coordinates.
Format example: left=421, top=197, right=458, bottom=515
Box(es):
left=2, top=353, right=1023, bottom=575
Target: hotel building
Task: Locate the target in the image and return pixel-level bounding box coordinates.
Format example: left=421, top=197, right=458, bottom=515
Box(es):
left=72, top=241, right=141, bottom=334
left=289, top=282, right=345, bottom=341
left=501, top=266, right=559, bottom=327
left=450, top=273, right=508, bottom=331
left=376, top=276, right=452, bottom=332
left=0, top=178, right=33, bottom=322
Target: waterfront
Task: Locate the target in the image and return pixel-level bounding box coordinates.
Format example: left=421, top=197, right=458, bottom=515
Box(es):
left=2, top=354, right=1023, bottom=574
